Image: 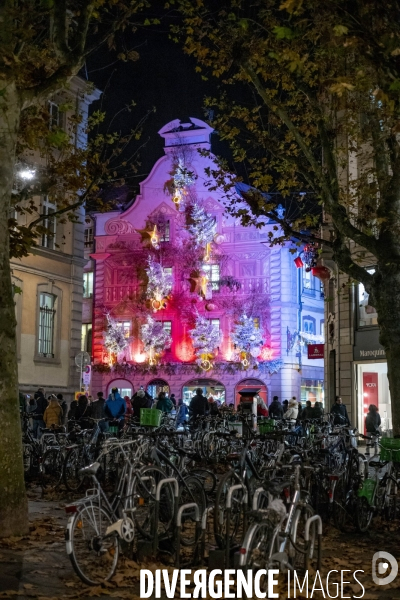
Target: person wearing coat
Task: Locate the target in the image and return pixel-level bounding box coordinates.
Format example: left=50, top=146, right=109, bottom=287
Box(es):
left=43, top=395, right=62, bottom=428
left=105, top=388, right=126, bottom=426
left=283, top=399, right=299, bottom=422
left=56, top=393, right=68, bottom=426
left=124, top=396, right=134, bottom=417
left=90, top=392, right=109, bottom=432
left=365, top=404, right=381, bottom=434
left=269, top=396, right=284, bottom=419
left=255, top=394, right=268, bottom=417
left=330, top=396, right=350, bottom=425
left=189, top=388, right=208, bottom=420
left=176, top=398, right=189, bottom=428
left=132, top=389, right=153, bottom=418
left=155, top=391, right=173, bottom=413
left=313, top=401, right=323, bottom=419
left=208, top=396, right=220, bottom=416
left=300, top=401, right=315, bottom=420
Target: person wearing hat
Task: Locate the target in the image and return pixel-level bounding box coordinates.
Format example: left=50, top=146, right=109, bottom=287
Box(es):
left=283, top=398, right=299, bottom=423
left=105, top=387, right=126, bottom=428
left=43, top=394, right=63, bottom=429
left=132, top=388, right=152, bottom=417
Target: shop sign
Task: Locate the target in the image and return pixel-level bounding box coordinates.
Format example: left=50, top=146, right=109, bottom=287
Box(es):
left=354, top=329, right=386, bottom=360
left=307, top=344, right=324, bottom=359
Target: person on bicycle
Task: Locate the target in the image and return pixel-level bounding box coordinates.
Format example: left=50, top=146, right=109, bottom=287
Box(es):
left=365, top=404, right=381, bottom=434
left=330, top=396, right=350, bottom=425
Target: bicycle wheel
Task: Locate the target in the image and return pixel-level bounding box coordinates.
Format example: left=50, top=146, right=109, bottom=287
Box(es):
left=41, top=448, right=63, bottom=491
left=290, top=503, right=315, bottom=570
left=178, top=475, right=207, bottom=546
left=190, top=468, right=217, bottom=495
left=133, top=466, right=174, bottom=540
left=214, top=470, right=246, bottom=549
left=63, top=447, right=86, bottom=492
left=67, top=504, right=119, bottom=585
left=241, top=520, right=277, bottom=570
left=332, top=475, right=348, bottom=531
left=355, top=497, right=374, bottom=532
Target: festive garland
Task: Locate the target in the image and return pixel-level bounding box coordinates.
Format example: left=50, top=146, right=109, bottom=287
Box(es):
left=145, top=257, right=173, bottom=311
left=231, top=313, right=264, bottom=368
left=140, top=315, right=172, bottom=364
left=93, top=358, right=283, bottom=377
left=189, top=313, right=222, bottom=370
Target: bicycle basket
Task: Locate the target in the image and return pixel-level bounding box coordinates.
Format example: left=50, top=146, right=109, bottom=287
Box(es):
left=140, top=408, right=162, bottom=427
left=380, top=437, right=400, bottom=462
left=259, top=420, right=276, bottom=434
left=109, top=425, right=119, bottom=434
left=357, top=478, right=376, bottom=503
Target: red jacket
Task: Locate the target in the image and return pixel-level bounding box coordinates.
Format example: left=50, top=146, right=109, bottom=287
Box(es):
left=257, top=405, right=269, bottom=417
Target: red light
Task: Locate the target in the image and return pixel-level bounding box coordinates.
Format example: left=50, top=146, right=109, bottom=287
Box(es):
left=240, top=548, right=247, bottom=555
left=65, top=505, right=78, bottom=514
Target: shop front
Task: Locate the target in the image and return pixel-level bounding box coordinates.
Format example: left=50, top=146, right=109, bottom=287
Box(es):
left=182, top=379, right=226, bottom=405
left=354, top=330, right=391, bottom=435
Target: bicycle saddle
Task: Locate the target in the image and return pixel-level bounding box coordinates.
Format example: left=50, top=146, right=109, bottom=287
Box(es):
left=79, top=461, right=101, bottom=476
left=263, top=479, right=291, bottom=495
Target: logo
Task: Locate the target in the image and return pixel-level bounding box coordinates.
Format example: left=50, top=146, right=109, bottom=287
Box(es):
left=372, top=551, right=398, bottom=585
left=365, top=383, right=377, bottom=388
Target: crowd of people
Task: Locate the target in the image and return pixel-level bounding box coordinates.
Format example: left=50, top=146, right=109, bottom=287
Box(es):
left=20, top=385, right=382, bottom=439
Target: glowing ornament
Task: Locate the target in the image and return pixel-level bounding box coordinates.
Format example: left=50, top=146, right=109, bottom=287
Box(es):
left=103, top=313, right=131, bottom=357
left=188, top=202, right=216, bottom=248
left=203, top=242, right=212, bottom=263
left=189, top=313, right=222, bottom=371
left=170, top=159, right=195, bottom=211
left=140, top=316, right=172, bottom=365
left=145, top=257, right=172, bottom=311
left=231, top=314, right=263, bottom=368
left=150, top=225, right=160, bottom=249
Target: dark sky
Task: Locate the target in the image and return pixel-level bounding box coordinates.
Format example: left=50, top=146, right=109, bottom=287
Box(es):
left=84, top=20, right=225, bottom=191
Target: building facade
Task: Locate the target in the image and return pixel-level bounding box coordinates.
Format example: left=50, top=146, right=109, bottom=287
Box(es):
left=88, top=118, right=324, bottom=405
left=13, top=77, right=101, bottom=402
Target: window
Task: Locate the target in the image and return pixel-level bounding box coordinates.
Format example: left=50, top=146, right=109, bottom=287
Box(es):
left=160, top=220, right=170, bottom=242
left=48, top=101, right=63, bottom=129
left=84, top=227, right=93, bottom=246
left=119, top=321, right=131, bottom=338
left=209, top=318, right=220, bottom=331
left=302, top=267, right=314, bottom=292
left=303, top=316, right=316, bottom=334
left=83, top=272, right=93, bottom=298
left=40, top=197, right=56, bottom=249
left=81, top=324, right=92, bottom=353
left=253, top=317, right=260, bottom=330
left=160, top=321, right=172, bottom=335
left=358, top=268, right=378, bottom=327
left=38, top=293, right=56, bottom=357
left=203, top=264, right=220, bottom=290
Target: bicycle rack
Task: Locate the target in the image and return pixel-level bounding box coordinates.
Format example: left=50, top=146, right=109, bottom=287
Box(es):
left=253, top=487, right=269, bottom=510
left=225, top=483, right=248, bottom=569
left=174, top=503, right=200, bottom=568
left=200, top=506, right=213, bottom=563
left=153, top=477, right=179, bottom=556
left=304, top=514, right=323, bottom=571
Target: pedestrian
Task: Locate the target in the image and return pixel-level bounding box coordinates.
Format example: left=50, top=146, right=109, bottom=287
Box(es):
left=283, top=398, right=299, bottom=423
left=75, top=394, right=92, bottom=428
left=56, top=393, right=68, bottom=426
left=282, top=399, right=289, bottom=413
left=207, top=396, right=220, bottom=416
left=31, top=388, right=48, bottom=439
left=269, top=396, right=284, bottom=419
left=155, top=391, right=173, bottom=413
left=297, top=402, right=303, bottom=420
left=313, top=401, right=323, bottom=419
left=90, top=392, right=109, bottom=432
left=170, top=393, right=177, bottom=408
left=330, top=396, right=350, bottom=425
left=105, top=387, right=126, bottom=429
left=189, top=387, right=208, bottom=420
left=255, top=394, right=268, bottom=417
left=124, top=395, right=134, bottom=417
left=43, top=395, right=63, bottom=429
left=301, top=400, right=314, bottom=420
left=365, top=404, right=381, bottom=434
left=132, top=389, right=152, bottom=418
left=67, top=397, right=78, bottom=422
left=176, top=398, right=189, bottom=428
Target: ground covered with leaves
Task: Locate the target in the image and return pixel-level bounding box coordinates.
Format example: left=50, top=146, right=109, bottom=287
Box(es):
left=0, top=494, right=399, bottom=600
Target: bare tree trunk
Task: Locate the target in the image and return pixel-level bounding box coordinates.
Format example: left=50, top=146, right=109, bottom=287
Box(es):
left=0, top=82, right=28, bottom=536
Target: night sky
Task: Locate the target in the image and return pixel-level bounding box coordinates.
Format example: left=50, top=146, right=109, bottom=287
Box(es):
left=84, top=19, right=226, bottom=191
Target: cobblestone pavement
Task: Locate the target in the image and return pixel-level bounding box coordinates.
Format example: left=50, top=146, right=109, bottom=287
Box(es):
left=0, top=493, right=399, bottom=600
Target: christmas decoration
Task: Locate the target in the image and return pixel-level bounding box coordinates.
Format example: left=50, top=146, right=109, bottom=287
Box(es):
left=231, top=314, right=264, bottom=368
left=303, top=243, right=317, bottom=272
left=136, top=224, right=160, bottom=249
left=171, top=159, right=195, bottom=210
left=140, top=316, right=172, bottom=365
left=188, top=202, right=216, bottom=248
left=294, top=256, right=304, bottom=268
left=311, top=265, right=331, bottom=281
left=189, top=314, right=222, bottom=371
left=145, top=257, right=173, bottom=311
left=103, top=313, right=131, bottom=364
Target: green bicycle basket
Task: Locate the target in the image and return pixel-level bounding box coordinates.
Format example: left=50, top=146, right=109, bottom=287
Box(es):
left=109, top=425, right=119, bottom=435
left=380, top=437, right=400, bottom=463
left=140, top=408, right=162, bottom=427
left=259, top=419, right=276, bottom=434
left=357, top=478, right=376, bottom=504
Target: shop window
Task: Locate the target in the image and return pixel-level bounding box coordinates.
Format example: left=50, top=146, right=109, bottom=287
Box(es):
left=300, top=379, right=324, bottom=405
left=83, top=272, right=93, bottom=298
left=358, top=268, right=378, bottom=327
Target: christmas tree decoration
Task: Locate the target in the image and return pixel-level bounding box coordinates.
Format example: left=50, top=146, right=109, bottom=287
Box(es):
left=150, top=225, right=160, bottom=249
left=188, top=202, right=216, bottom=248
left=103, top=313, right=131, bottom=364
left=136, top=224, right=160, bottom=249
left=231, top=314, right=264, bottom=368
left=140, top=316, right=171, bottom=365
left=203, top=242, right=212, bottom=263
left=171, top=159, right=195, bottom=211
left=145, top=257, right=173, bottom=311
left=189, top=313, right=222, bottom=371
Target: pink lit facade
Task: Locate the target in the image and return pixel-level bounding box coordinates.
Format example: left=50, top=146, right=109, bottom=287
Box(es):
left=86, top=119, right=324, bottom=405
